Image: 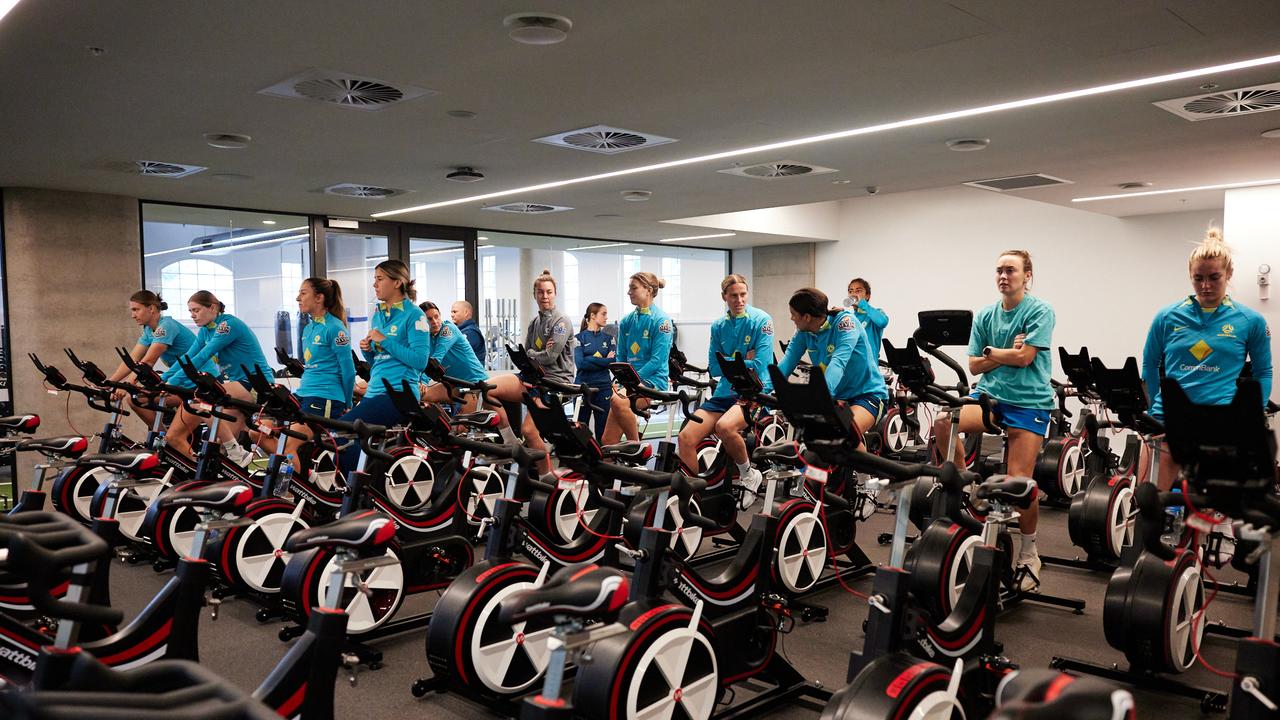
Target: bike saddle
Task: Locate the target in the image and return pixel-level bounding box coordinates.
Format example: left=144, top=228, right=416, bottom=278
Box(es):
left=453, top=410, right=499, bottom=429
left=751, top=441, right=800, bottom=465
left=75, top=451, right=160, bottom=475
left=975, top=475, right=1037, bottom=508
left=285, top=510, right=395, bottom=554
left=601, top=441, right=651, bottom=465
left=158, top=482, right=254, bottom=515
left=0, top=414, right=41, bottom=433
left=16, top=435, right=89, bottom=458
left=498, top=564, right=629, bottom=625
left=993, top=670, right=1135, bottom=719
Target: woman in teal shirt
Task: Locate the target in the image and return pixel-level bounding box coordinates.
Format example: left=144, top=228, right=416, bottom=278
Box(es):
left=602, top=271, right=673, bottom=445
left=933, top=249, right=1055, bottom=591
left=107, top=290, right=196, bottom=428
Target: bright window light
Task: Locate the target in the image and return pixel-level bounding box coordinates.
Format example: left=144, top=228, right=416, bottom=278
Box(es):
left=1073, top=178, right=1280, bottom=202
left=0, top=0, right=23, bottom=25
left=372, top=52, right=1280, bottom=218
left=660, top=232, right=737, bottom=242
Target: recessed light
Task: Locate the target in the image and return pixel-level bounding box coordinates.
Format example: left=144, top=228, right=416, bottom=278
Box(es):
left=1117, top=182, right=1151, bottom=189
left=633, top=248, right=645, bottom=252
left=446, top=110, right=478, bottom=119
left=262, top=220, right=277, bottom=225
left=504, top=13, right=572, bottom=45
left=1262, top=128, right=1280, bottom=139
left=477, top=236, right=488, bottom=241
left=660, top=232, right=736, bottom=243
left=374, top=51, right=1280, bottom=218
left=832, top=180, right=852, bottom=185
left=204, top=133, right=252, bottom=150
left=945, top=137, right=990, bottom=152
left=621, top=190, right=652, bottom=201
left=1073, top=178, right=1280, bottom=202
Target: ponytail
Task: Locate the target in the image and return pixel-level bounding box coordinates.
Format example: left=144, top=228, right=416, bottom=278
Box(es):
left=189, top=290, right=226, bottom=314
left=306, top=277, right=347, bottom=326
left=130, top=290, right=167, bottom=312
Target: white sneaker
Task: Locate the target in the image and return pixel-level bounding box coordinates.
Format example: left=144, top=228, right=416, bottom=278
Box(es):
left=1015, top=555, right=1042, bottom=594
left=737, top=468, right=764, bottom=510
left=224, top=444, right=254, bottom=469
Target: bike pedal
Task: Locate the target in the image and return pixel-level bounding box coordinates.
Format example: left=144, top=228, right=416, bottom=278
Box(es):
left=342, top=653, right=361, bottom=687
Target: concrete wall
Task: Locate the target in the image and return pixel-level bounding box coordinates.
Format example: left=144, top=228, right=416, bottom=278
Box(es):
left=3, top=188, right=142, bottom=487
left=750, top=242, right=817, bottom=347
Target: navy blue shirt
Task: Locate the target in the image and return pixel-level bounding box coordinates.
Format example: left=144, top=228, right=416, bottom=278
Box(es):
left=574, top=328, right=616, bottom=386
left=457, top=318, right=485, bottom=364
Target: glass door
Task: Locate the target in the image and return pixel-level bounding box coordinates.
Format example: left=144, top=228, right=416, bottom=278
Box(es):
left=324, top=231, right=391, bottom=348
left=408, top=237, right=466, bottom=312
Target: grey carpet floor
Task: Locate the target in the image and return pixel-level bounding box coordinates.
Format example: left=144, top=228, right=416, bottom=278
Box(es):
left=103, top=499, right=1259, bottom=719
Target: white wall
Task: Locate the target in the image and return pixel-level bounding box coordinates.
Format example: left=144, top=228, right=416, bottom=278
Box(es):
left=814, top=185, right=1225, bottom=377
left=1223, top=184, right=1280, bottom=391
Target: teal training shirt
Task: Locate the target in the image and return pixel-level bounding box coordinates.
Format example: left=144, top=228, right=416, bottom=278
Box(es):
left=777, top=310, right=887, bottom=402
left=618, top=304, right=674, bottom=390
left=366, top=300, right=431, bottom=399
left=1142, top=295, right=1273, bottom=418
left=967, top=294, right=1056, bottom=410
left=707, top=306, right=775, bottom=399
left=298, top=313, right=357, bottom=404
left=853, top=299, right=889, bottom=360
left=161, top=313, right=264, bottom=386
left=139, top=316, right=195, bottom=370
left=431, top=319, right=488, bottom=384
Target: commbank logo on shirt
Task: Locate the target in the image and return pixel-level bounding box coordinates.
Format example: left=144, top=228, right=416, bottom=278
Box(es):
left=1188, top=339, right=1213, bottom=362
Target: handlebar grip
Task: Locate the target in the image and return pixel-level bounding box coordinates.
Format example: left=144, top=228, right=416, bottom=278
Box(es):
left=277, top=425, right=309, bottom=441
left=6, top=532, right=124, bottom=627
left=588, top=484, right=627, bottom=513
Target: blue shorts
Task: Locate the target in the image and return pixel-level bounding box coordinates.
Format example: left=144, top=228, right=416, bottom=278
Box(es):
left=971, top=393, right=1051, bottom=437
left=845, top=394, right=887, bottom=422
left=297, top=395, right=348, bottom=419
left=700, top=395, right=740, bottom=415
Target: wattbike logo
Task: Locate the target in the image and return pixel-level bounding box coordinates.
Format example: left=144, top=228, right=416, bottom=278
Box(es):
left=520, top=537, right=550, bottom=566
left=0, top=644, right=37, bottom=672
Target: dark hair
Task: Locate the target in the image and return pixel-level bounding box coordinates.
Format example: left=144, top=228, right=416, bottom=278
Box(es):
left=188, top=290, right=226, bottom=314
left=375, top=259, right=416, bottom=301
left=419, top=301, right=439, bottom=314
left=848, top=277, right=871, bottom=297
left=581, top=302, right=606, bottom=332
left=789, top=287, right=837, bottom=318
left=304, top=277, right=347, bottom=326
left=130, top=290, right=167, bottom=311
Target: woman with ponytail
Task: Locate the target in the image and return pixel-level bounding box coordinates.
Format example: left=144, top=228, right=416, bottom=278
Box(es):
left=1141, top=229, right=1272, bottom=490
left=601, top=271, right=674, bottom=444
left=108, top=290, right=198, bottom=427
left=573, top=302, right=615, bottom=441
left=777, top=286, right=887, bottom=432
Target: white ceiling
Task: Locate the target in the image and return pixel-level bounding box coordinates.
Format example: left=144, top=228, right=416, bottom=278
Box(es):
left=2, top=0, right=1280, bottom=250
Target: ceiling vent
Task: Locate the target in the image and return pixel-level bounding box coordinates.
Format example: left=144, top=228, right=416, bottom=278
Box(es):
left=482, top=202, right=573, bottom=214
left=717, top=161, right=838, bottom=180
left=130, top=160, right=206, bottom=178
left=323, top=183, right=407, bottom=199
left=259, top=68, right=435, bottom=111
left=963, top=173, right=1072, bottom=192
left=1154, top=81, right=1280, bottom=122
left=533, top=124, right=676, bottom=155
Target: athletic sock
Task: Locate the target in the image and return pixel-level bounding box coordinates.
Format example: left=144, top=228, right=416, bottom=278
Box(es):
left=1018, top=531, right=1038, bottom=563
left=498, top=425, right=519, bottom=444
left=736, top=461, right=752, bottom=479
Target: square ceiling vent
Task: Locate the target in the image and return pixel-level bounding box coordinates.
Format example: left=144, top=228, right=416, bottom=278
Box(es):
left=963, top=173, right=1072, bottom=192
left=482, top=202, right=574, bottom=214
left=533, top=124, right=676, bottom=155
left=1154, top=81, right=1280, bottom=122
left=260, top=68, right=436, bottom=111
left=718, top=161, right=838, bottom=180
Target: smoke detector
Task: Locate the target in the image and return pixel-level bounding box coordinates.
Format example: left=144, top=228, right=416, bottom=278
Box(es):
left=129, top=160, right=206, bottom=178
left=446, top=167, right=485, bottom=183
left=323, top=183, right=408, bottom=199
left=1154, top=81, right=1280, bottom=121
left=482, top=202, right=573, bottom=214
left=621, top=190, right=652, bottom=202
left=718, top=161, right=838, bottom=180
left=504, top=13, right=573, bottom=45
left=203, top=133, right=251, bottom=150
left=945, top=138, right=990, bottom=152
left=259, top=68, right=435, bottom=111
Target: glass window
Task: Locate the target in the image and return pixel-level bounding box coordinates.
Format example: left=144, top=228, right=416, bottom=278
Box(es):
left=324, top=232, right=390, bottom=351
left=408, top=237, right=465, bottom=314
left=142, top=204, right=310, bottom=369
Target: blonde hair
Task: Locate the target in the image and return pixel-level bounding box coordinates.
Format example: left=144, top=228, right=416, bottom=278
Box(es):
left=720, top=274, right=749, bottom=294
left=533, top=268, right=557, bottom=293
left=998, top=249, right=1034, bottom=289
left=1189, top=228, right=1233, bottom=274
left=630, top=271, right=666, bottom=296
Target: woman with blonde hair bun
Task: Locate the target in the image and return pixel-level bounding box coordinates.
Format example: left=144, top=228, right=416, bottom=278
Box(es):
left=1141, top=228, right=1272, bottom=490
left=601, top=271, right=673, bottom=444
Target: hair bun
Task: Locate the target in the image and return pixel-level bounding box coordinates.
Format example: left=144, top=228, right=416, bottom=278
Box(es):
left=159, top=302, right=168, bottom=310
left=540, top=268, right=552, bottom=276
left=1205, top=228, right=1225, bottom=244
left=656, top=278, right=667, bottom=289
